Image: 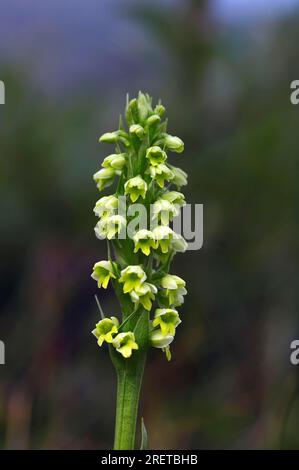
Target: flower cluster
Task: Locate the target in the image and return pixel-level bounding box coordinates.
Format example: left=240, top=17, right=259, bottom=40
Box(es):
left=91, top=92, right=188, bottom=360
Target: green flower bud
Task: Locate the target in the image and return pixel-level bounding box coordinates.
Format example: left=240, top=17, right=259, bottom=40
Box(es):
left=146, top=114, right=161, bottom=126
left=112, top=332, right=139, bottom=358
left=137, top=92, right=153, bottom=122
left=92, top=317, right=119, bottom=346
left=94, top=195, right=118, bottom=218
left=150, top=329, right=174, bottom=349
left=124, top=175, right=147, bottom=202
left=161, top=191, right=186, bottom=207
left=152, top=199, right=178, bottom=225
left=160, top=274, right=187, bottom=307
left=118, top=265, right=147, bottom=293
left=91, top=260, right=117, bottom=289
left=126, top=98, right=139, bottom=125
left=99, top=131, right=119, bottom=143
left=171, top=234, right=188, bottom=253
left=99, top=130, right=130, bottom=147
left=133, top=229, right=157, bottom=256
left=147, top=163, right=174, bottom=188
left=152, top=308, right=181, bottom=336
left=164, top=134, right=184, bottom=153
left=167, top=165, right=188, bottom=187
left=130, top=282, right=157, bottom=311
left=153, top=226, right=175, bottom=254
left=146, top=146, right=167, bottom=167
left=154, top=104, right=165, bottom=117
left=129, top=124, right=144, bottom=139
left=102, top=154, right=126, bottom=174
left=93, top=168, right=116, bottom=191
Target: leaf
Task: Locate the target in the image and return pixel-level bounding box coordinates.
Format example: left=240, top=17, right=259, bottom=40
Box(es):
left=140, top=417, right=148, bottom=450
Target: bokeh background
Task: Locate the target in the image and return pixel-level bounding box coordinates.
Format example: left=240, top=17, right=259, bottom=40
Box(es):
left=0, top=0, right=298, bottom=450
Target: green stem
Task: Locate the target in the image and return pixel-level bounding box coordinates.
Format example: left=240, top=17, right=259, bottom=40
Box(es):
left=113, top=354, right=146, bottom=449
left=110, top=308, right=149, bottom=450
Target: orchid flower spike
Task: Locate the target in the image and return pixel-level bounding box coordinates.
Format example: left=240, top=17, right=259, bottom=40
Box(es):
left=91, top=92, right=190, bottom=450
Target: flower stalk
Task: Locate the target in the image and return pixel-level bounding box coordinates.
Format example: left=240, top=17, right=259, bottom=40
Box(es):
left=91, top=92, right=188, bottom=449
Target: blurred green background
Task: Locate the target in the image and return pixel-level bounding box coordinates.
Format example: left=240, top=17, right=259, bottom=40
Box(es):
left=0, top=0, right=298, bottom=449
